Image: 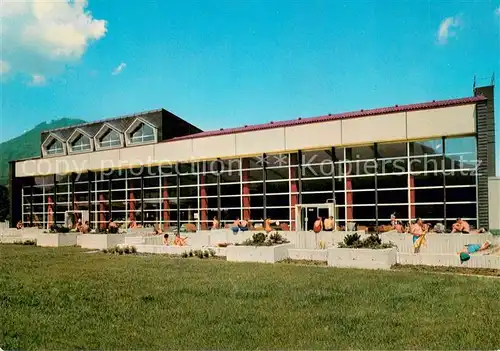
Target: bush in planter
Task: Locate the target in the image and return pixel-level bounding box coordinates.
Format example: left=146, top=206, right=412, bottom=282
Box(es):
left=208, top=248, right=216, bottom=257
left=239, top=232, right=290, bottom=246
left=338, top=233, right=394, bottom=249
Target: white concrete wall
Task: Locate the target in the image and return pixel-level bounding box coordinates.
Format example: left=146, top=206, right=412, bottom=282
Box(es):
left=226, top=243, right=294, bottom=263
left=37, top=233, right=79, bottom=247
left=397, top=252, right=500, bottom=269
left=15, top=103, right=478, bottom=177
left=381, top=232, right=497, bottom=254
left=489, top=177, right=500, bottom=230
left=288, top=249, right=328, bottom=261
left=77, top=234, right=126, bottom=249
left=327, top=247, right=397, bottom=270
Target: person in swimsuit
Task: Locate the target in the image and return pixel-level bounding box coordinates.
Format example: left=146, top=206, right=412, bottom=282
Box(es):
left=231, top=218, right=241, bottom=234
left=239, top=219, right=249, bottom=232
left=212, top=216, right=219, bottom=230
left=313, top=217, right=323, bottom=233
left=323, top=216, right=333, bottom=231
left=163, top=233, right=169, bottom=245
left=452, top=218, right=470, bottom=234
left=458, top=241, right=491, bottom=263
left=173, top=233, right=187, bottom=246
left=264, top=218, right=273, bottom=233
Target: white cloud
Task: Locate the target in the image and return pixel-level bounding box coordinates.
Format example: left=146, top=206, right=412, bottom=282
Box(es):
left=0, top=61, right=11, bottom=75
left=0, top=0, right=107, bottom=81
left=29, top=74, right=46, bottom=86
left=495, top=7, right=500, bottom=16
left=437, top=15, right=462, bottom=44
left=112, top=62, right=127, bottom=75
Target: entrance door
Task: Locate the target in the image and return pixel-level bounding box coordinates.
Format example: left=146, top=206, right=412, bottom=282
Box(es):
left=296, top=203, right=336, bottom=231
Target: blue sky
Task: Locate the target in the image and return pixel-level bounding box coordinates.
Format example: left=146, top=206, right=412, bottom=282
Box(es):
left=1, top=0, right=499, bottom=171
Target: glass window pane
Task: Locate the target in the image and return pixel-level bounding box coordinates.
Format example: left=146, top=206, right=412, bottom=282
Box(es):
left=377, top=142, right=407, bottom=158
left=347, top=145, right=375, bottom=160
left=410, top=139, right=443, bottom=156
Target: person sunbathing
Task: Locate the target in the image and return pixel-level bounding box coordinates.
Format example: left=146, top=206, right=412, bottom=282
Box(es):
left=16, top=220, right=24, bottom=230
left=452, top=218, right=470, bottom=234
left=458, top=241, right=491, bottom=263
left=390, top=214, right=404, bottom=233
left=173, top=233, right=188, bottom=246
left=163, top=233, right=169, bottom=245
left=231, top=218, right=241, bottom=234
left=239, top=219, right=249, bottom=232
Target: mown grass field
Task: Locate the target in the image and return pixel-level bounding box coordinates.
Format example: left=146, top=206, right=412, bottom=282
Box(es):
left=1, top=245, right=500, bottom=350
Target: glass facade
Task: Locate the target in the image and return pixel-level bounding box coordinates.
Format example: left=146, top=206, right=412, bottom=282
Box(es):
left=21, top=136, right=478, bottom=230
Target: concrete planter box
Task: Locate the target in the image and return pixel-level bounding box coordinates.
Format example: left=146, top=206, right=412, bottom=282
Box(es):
left=77, top=234, right=126, bottom=250
left=288, top=249, right=328, bottom=262
left=37, top=233, right=79, bottom=247
left=327, top=247, right=397, bottom=270
left=226, top=243, right=294, bottom=263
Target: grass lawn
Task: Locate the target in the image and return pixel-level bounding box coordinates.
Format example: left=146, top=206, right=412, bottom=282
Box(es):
left=1, top=246, right=500, bottom=350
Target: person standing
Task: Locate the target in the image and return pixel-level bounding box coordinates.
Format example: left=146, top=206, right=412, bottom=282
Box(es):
left=313, top=217, right=323, bottom=233
left=324, top=216, right=334, bottom=231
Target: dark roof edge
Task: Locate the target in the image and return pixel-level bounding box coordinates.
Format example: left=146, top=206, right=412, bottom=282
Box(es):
left=170, top=95, right=487, bottom=142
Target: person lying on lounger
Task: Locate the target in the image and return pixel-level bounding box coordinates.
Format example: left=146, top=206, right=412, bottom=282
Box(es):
left=458, top=241, right=492, bottom=263
left=458, top=241, right=491, bottom=255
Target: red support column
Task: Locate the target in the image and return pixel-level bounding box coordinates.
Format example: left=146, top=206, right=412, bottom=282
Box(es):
left=200, top=174, right=208, bottom=230
left=242, top=159, right=251, bottom=221
left=99, top=194, right=106, bottom=230
left=290, top=166, right=298, bottom=230
left=409, top=175, right=416, bottom=219
left=346, top=177, right=353, bottom=222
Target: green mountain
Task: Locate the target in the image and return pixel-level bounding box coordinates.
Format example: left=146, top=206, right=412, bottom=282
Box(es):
left=0, top=118, right=86, bottom=185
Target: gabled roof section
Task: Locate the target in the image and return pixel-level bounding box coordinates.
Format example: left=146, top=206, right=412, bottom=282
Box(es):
left=42, top=132, right=66, bottom=145
left=95, top=122, right=123, bottom=136
left=50, top=129, right=73, bottom=141
left=170, top=95, right=487, bottom=142
left=68, top=127, right=93, bottom=141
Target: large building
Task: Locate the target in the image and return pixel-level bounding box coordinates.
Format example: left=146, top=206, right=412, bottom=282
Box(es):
left=9, top=85, right=496, bottom=231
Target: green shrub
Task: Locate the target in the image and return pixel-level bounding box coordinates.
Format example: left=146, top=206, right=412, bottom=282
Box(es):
left=490, top=229, right=500, bottom=236
left=195, top=250, right=204, bottom=259
left=268, top=232, right=289, bottom=245
left=188, top=250, right=194, bottom=257
left=130, top=246, right=137, bottom=254
left=252, top=232, right=267, bottom=245
left=203, top=250, right=209, bottom=258
left=338, top=233, right=394, bottom=249
left=102, top=249, right=108, bottom=254
left=123, top=246, right=130, bottom=254
left=181, top=252, right=188, bottom=258
left=117, top=247, right=124, bottom=255
left=208, top=249, right=216, bottom=257
left=343, top=233, right=361, bottom=247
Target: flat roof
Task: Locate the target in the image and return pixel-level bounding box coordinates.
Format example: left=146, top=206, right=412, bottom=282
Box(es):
left=171, top=95, right=486, bottom=141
